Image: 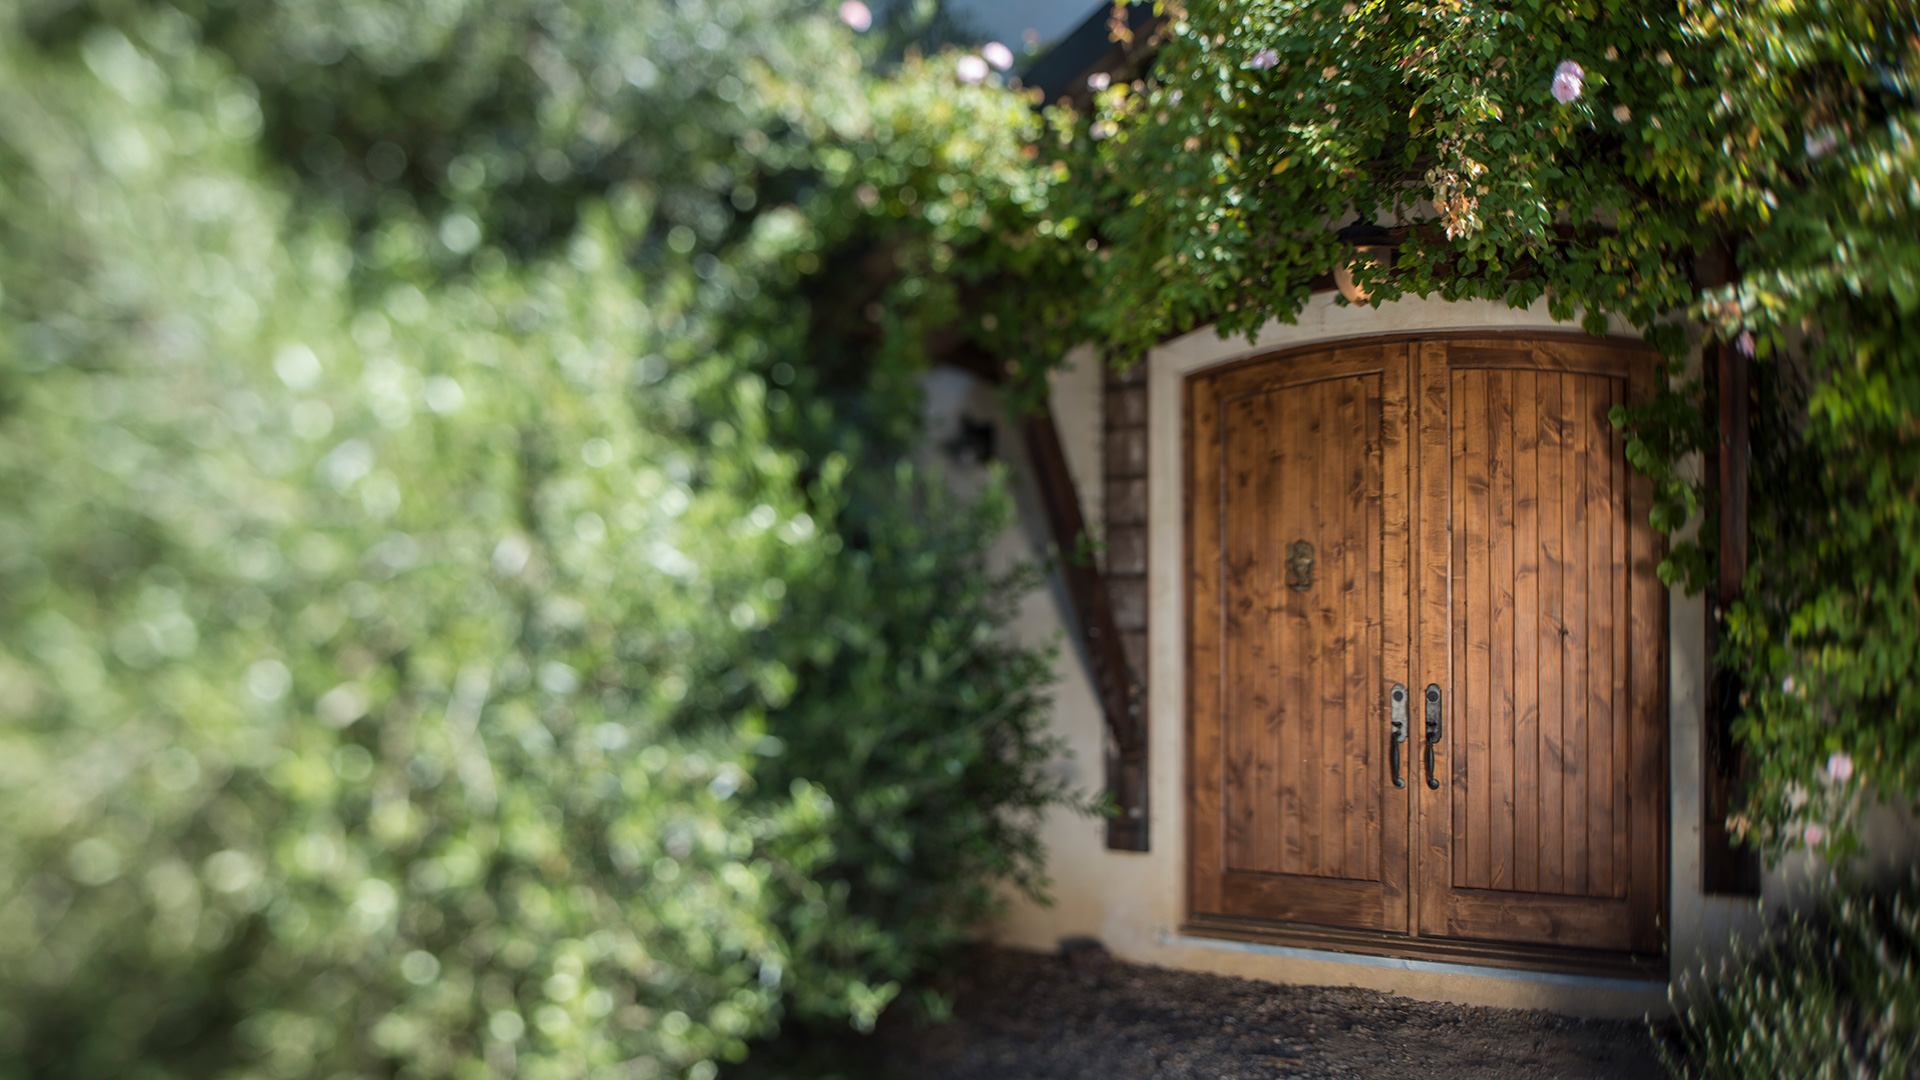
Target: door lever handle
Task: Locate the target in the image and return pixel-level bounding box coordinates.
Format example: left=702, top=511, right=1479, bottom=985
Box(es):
left=1423, top=683, right=1443, bottom=790
left=1388, top=683, right=1409, bottom=788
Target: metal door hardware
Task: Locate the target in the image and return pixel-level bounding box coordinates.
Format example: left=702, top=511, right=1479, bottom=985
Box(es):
left=1389, top=683, right=1409, bottom=788
left=1285, top=540, right=1315, bottom=592
left=1423, top=683, right=1443, bottom=790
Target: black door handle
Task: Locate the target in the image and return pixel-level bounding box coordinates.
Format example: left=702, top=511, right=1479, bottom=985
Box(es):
left=1388, top=683, right=1409, bottom=788
left=1423, top=683, right=1443, bottom=790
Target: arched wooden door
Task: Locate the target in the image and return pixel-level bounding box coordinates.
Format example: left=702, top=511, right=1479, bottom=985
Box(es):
left=1186, top=334, right=1666, bottom=962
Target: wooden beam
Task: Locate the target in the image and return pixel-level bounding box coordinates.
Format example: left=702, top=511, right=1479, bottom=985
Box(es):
left=1704, top=339, right=1761, bottom=895
left=1717, top=342, right=1750, bottom=598
left=1023, top=402, right=1149, bottom=851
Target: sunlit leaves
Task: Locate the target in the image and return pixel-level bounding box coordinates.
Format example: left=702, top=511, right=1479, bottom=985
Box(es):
left=1059, top=0, right=1920, bottom=861
left=0, top=11, right=1074, bottom=1078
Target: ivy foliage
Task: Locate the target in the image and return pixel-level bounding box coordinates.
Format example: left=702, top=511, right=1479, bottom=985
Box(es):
left=0, top=4, right=1097, bottom=1077
left=1066, top=0, right=1920, bottom=859
left=1076, top=0, right=1705, bottom=356
left=1668, top=1, right=1920, bottom=860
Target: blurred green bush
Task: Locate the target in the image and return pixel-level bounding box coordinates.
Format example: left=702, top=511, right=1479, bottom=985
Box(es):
left=1662, top=873, right=1920, bottom=1079
left=0, top=6, right=1080, bottom=1078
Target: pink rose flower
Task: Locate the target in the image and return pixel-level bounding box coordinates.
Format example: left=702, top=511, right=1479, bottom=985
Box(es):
left=1551, top=60, right=1584, bottom=104
left=1827, top=751, right=1855, bottom=784
left=982, top=41, right=1015, bottom=71
left=1250, top=48, right=1279, bottom=70
left=1805, top=127, right=1841, bottom=159
left=838, top=1, right=872, bottom=31
left=1804, top=823, right=1826, bottom=846
left=956, top=54, right=989, bottom=83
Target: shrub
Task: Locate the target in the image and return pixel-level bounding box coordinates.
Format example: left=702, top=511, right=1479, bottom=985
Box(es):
left=0, top=13, right=1071, bottom=1079
left=1662, top=873, right=1920, bottom=1079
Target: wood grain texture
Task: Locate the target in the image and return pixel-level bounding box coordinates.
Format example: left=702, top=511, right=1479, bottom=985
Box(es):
left=1456, top=367, right=1490, bottom=890
left=1416, top=340, right=1666, bottom=952
left=1281, top=387, right=1311, bottom=874
left=1213, top=375, right=1384, bottom=881
left=1537, top=373, right=1567, bottom=897
left=1306, top=378, right=1334, bottom=877
left=1219, top=871, right=1389, bottom=929
left=1378, top=343, right=1410, bottom=931
left=1414, top=340, right=1454, bottom=941
left=1188, top=347, right=1407, bottom=933
left=1565, top=374, right=1592, bottom=896
left=1513, top=370, right=1541, bottom=895
left=1586, top=375, right=1618, bottom=899
left=1489, top=370, right=1517, bottom=892
left=1442, top=890, right=1635, bottom=953
left=1444, top=367, right=1653, bottom=906
left=1186, top=375, right=1224, bottom=915
left=1221, top=389, right=1275, bottom=872
left=1191, top=334, right=1662, bottom=959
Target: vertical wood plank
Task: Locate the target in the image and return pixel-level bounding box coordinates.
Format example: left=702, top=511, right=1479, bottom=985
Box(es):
left=1488, top=371, right=1517, bottom=891
left=1585, top=375, right=1617, bottom=898
left=1221, top=391, right=1266, bottom=871
left=1380, top=345, right=1413, bottom=929
left=1611, top=377, right=1633, bottom=902
left=1450, top=367, right=1471, bottom=890
left=1249, top=389, right=1283, bottom=873
left=1305, top=380, right=1336, bottom=883
left=1565, top=375, right=1591, bottom=896
left=1278, top=385, right=1309, bottom=877
left=1367, top=368, right=1386, bottom=883
left=1341, top=374, right=1372, bottom=880
left=1416, top=340, right=1455, bottom=938
left=1330, top=373, right=1356, bottom=880
left=1306, top=379, right=1336, bottom=877
left=1537, top=372, right=1567, bottom=895
left=1359, top=372, right=1380, bottom=879
left=1512, top=369, right=1541, bottom=894
left=1460, top=369, right=1491, bottom=890
left=1187, top=374, right=1225, bottom=914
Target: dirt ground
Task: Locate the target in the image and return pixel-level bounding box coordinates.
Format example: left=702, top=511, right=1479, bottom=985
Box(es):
left=868, top=946, right=1671, bottom=1080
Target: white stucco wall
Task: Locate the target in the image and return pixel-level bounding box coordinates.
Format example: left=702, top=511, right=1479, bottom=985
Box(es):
left=975, top=292, right=1765, bottom=1019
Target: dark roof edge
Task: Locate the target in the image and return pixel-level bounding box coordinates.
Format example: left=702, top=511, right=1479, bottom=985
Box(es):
left=1022, top=2, right=1159, bottom=102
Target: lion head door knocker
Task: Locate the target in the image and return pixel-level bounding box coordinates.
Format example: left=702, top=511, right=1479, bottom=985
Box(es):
left=1285, top=539, right=1315, bottom=593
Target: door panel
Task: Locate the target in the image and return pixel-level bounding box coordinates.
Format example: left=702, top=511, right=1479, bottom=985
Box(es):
left=1413, top=338, right=1666, bottom=955
left=1451, top=366, right=1629, bottom=898
left=1188, top=344, right=1411, bottom=933
left=1189, top=333, right=1665, bottom=961
left=1221, top=376, right=1376, bottom=879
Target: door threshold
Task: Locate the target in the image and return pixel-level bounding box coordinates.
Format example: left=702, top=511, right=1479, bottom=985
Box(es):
left=1179, top=914, right=1667, bottom=984
left=1165, top=930, right=1667, bottom=994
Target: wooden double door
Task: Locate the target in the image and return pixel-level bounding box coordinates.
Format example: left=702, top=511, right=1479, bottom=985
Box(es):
left=1186, top=335, right=1666, bottom=960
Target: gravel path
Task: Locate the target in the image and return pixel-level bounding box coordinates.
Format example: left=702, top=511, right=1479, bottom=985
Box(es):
left=874, top=946, right=1670, bottom=1080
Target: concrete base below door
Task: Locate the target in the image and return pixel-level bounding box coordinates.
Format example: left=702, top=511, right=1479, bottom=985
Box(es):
left=988, top=920, right=1669, bottom=1019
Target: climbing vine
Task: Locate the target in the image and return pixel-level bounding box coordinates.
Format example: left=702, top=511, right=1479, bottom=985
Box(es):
left=1049, top=0, right=1920, bottom=860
